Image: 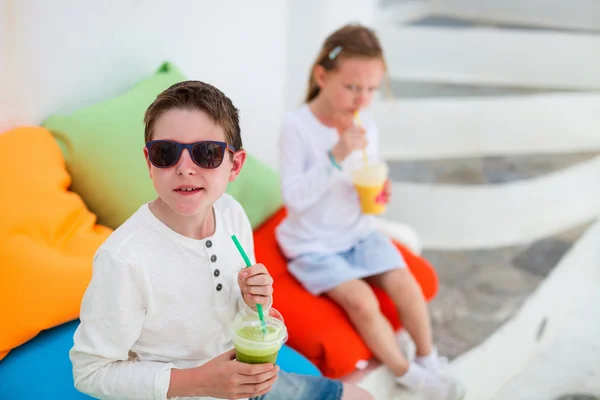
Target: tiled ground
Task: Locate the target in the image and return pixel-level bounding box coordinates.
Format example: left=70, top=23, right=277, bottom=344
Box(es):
left=423, top=221, right=591, bottom=359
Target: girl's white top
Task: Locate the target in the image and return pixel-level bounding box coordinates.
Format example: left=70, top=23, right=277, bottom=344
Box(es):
left=276, top=104, right=381, bottom=259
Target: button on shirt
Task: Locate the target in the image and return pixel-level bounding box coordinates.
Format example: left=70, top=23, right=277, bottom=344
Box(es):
left=70, top=194, right=255, bottom=400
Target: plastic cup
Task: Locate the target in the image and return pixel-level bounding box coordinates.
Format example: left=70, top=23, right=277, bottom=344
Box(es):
left=230, top=305, right=288, bottom=364
left=351, top=162, right=389, bottom=215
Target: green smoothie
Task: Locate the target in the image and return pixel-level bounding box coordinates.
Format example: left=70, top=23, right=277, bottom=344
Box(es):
left=234, top=325, right=281, bottom=364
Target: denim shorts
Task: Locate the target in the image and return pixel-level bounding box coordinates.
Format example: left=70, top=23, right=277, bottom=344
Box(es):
left=250, top=371, right=343, bottom=400
left=288, top=230, right=407, bottom=295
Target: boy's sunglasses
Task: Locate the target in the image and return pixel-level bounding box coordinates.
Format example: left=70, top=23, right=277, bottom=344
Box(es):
left=146, top=140, right=236, bottom=169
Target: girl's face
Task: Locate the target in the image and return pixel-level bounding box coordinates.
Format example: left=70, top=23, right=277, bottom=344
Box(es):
left=315, top=56, right=385, bottom=120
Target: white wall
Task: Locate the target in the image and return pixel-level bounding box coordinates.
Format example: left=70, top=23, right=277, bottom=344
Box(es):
left=0, top=0, right=381, bottom=169
left=0, top=2, right=14, bottom=130
left=374, top=94, right=600, bottom=159
left=388, top=156, right=600, bottom=249
left=0, top=0, right=288, bottom=168
left=378, top=24, right=600, bottom=90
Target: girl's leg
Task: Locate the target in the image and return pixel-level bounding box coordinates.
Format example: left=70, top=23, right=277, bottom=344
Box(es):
left=367, top=268, right=433, bottom=357
left=326, top=279, right=409, bottom=376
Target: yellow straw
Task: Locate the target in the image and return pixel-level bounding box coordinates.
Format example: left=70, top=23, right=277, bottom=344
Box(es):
left=354, top=111, right=368, bottom=165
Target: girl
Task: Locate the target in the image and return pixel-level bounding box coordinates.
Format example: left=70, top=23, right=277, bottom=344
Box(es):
left=276, top=24, right=464, bottom=400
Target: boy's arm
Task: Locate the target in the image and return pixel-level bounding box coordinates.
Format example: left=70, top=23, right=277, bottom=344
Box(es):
left=279, top=122, right=342, bottom=214
left=70, top=250, right=175, bottom=400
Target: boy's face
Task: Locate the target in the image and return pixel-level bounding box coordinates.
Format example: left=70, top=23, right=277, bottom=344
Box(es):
left=144, top=108, right=245, bottom=217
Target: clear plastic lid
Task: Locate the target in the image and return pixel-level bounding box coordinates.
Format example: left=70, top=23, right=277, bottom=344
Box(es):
left=230, top=305, right=288, bottom=350
left=352, top=162, right=389, bottom=186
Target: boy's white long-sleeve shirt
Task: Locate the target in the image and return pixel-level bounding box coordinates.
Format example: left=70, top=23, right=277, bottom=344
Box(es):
left=70, top=194, right=255, bottom=400
left=275, top=105, right=379, bottom=259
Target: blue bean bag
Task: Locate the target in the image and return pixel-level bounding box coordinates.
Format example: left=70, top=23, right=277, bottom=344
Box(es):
left=277, top=344, right=322, bottom=377
left=0, top=320, right=320, bottom=399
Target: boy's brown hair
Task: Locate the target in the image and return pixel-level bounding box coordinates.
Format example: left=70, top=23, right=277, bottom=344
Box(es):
left=306, top=24, right=388, bottom=102
left=144, top=80, right=243, bottom=153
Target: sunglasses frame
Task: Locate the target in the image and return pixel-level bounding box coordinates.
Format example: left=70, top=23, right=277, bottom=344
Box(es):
left=145, top=140, right=236, bottom=169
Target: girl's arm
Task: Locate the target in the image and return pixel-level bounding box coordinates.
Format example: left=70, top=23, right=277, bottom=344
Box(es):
left=279, top=121, right=342, bottom=213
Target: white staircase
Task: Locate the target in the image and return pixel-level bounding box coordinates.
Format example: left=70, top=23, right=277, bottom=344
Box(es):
left=362, top=1, right=600, bottom=399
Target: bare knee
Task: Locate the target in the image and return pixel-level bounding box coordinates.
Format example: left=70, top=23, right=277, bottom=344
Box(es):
left=327, top=280, right=380, bottom=320
left=378, top=268, right=421, bottom=294
left=341, top=383, right=374, bottom=400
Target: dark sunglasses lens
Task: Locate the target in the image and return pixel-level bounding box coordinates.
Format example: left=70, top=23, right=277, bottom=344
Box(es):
left=193, top=142, right=224, bottom=168
left=150, top=142, right=179, bottom=167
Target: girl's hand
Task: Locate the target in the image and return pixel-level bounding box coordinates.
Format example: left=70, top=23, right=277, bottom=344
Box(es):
left=377, top=179, right=392, bottom=205
left=330, top=126, right=367, bottom=163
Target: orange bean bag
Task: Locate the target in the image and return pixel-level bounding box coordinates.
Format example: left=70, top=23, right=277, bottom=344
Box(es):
left=0, top=127, right=112, bottom=361
left=253, top=208, right=438, bottom=378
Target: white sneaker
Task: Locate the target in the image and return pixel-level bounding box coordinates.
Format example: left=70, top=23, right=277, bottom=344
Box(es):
left=415, top=350, right=466, bottom=399
left=396, top=365, right=465, bottom=400
left=423, top=372, right=465, bottom=400
left=415, top=348, right=448, bottom=371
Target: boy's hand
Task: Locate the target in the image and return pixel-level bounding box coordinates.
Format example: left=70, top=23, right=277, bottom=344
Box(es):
left=238, top=263, right=273, bottom=308
left=194, top=349, right=278, bottom=399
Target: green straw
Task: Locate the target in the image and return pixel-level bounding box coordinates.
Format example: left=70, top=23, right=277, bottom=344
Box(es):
left=231, top=235, right=268, bottom=335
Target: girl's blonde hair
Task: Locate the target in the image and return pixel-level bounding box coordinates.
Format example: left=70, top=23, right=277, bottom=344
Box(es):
left=305, top=24, right=387, bottom=103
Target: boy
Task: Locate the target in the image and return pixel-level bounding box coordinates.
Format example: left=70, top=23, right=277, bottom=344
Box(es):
left=70, top=81, right=372, bottom=400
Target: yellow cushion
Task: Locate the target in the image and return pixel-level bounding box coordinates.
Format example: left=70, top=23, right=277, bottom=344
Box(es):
left=0, top=127, right=112, bottom=360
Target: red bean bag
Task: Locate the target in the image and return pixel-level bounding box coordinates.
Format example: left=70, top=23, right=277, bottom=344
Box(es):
left=253, top=208, right=438, bottom=378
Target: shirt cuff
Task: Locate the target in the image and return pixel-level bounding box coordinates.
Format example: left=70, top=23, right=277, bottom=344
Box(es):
left=327, top=149, right=342, bottom=170
left=154, top=364, right=175, bottom=400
